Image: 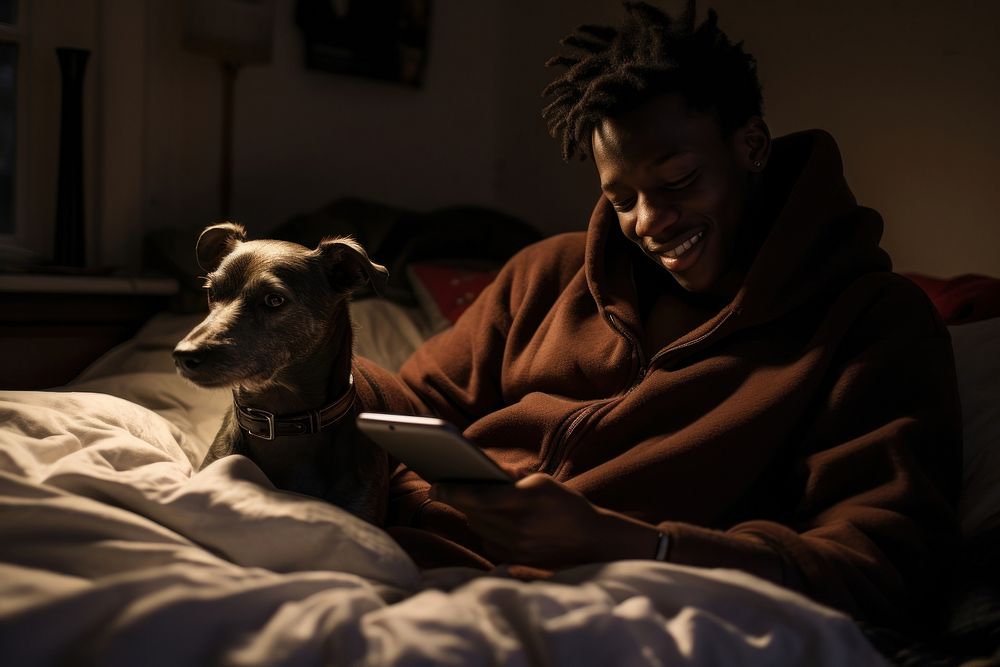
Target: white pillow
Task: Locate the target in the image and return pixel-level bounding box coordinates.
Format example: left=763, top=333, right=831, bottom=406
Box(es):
left=351, top=298, right=437, bottom=372
left=950, top=317, right=1000, bottom=537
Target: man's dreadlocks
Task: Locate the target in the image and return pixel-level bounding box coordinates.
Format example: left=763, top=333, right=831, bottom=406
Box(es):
left=542, top=1, right=763, bottom=161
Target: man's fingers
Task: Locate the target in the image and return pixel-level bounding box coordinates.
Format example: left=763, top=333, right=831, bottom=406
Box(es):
left=514, top=472, right=556, bottom=490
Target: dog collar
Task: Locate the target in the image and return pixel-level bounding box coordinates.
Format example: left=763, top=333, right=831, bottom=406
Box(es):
left=233, top=375, right=357, bottom=441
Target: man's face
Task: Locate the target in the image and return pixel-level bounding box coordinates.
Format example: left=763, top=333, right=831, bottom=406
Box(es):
left=592, top=93, right=759, bottom=296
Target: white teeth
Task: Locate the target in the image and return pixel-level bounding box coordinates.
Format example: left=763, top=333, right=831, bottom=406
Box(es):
left=664, top=231, right=704, bottom=259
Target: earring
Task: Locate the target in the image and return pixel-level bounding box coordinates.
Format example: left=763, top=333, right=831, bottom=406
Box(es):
left=753, top=160, right=762, bottom=169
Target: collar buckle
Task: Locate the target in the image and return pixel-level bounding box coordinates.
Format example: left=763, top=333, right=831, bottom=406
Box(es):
left=242, top=407, right=276, bottom=440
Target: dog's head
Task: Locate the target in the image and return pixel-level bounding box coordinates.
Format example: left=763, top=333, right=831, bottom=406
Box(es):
left=172, top=222, right=388, bottom=389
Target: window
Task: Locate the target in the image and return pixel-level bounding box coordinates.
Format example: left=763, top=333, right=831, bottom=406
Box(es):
left=0, top=0, right=21, bottom=237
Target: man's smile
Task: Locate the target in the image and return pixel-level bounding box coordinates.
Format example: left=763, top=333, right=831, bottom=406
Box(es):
left=646, top=227, right=706, bottom=258
left=646, top=226, right=709, bottom=272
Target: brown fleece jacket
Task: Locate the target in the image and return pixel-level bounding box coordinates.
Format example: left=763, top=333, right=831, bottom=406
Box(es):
left=352, top=129, right=962, bottom=631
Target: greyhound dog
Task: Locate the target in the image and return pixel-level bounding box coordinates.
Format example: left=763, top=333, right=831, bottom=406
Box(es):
left=172, top=222, right=389, bottom=523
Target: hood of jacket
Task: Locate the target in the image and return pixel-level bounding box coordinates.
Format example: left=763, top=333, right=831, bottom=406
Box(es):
left=584, top=129, right=893, bottom=347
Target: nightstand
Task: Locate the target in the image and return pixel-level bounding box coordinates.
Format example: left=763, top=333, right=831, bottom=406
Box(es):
left=0, top=274, right=179, bottom=390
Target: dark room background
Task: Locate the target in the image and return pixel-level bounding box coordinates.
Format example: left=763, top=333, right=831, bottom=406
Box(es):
left=8, top=0, right=1000, bottom=278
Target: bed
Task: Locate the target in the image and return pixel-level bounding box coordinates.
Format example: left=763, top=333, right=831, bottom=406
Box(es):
left=1, top=201, right=998, bottom=665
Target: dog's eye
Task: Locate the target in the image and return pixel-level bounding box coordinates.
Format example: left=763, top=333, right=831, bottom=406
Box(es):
left=264, top=293, right=285, bottom=308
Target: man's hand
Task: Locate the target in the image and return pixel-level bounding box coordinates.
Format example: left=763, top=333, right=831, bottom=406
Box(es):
left=429, top=473, right=660, bottom=568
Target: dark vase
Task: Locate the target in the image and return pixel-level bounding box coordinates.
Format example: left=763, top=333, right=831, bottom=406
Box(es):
left=53, top=47, right=89, bottom=268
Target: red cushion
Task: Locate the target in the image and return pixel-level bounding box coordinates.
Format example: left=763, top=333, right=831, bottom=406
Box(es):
left=408, top=263, right=500, bottom=325
left=903, top=273, right=1000, bottom=325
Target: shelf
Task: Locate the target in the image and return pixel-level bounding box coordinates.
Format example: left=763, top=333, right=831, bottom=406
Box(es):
left=0, top=275, right=180, bottom=389
left=0, top=273, right=179, bottom=295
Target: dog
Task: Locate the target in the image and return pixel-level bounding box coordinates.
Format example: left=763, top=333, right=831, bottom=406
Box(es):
left=172, top=222, right=389, bottom=523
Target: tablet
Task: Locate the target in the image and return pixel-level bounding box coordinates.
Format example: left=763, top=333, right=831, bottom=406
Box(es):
left=356, top=412, right=513, bottom=484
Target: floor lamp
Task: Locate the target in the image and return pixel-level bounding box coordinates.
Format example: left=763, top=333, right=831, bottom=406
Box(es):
left=182, top=0, right=276, bottom=221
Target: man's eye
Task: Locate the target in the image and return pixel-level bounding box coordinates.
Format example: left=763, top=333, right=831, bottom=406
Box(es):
left=663, top=171, right=699, bottom=190
left=264, top=293, right=286, bottom=308
left=611, top=197, right=636, bottom=212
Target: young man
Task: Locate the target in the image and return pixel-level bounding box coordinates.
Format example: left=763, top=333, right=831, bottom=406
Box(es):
left=352, top=1, right=961, bottom=632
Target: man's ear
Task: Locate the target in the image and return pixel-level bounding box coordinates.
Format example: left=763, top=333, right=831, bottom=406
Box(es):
left=316, top=236, right=389, bottom=295
left=736, top=116, right=771, bottom=173
left=196, top=222, right=247, bottom=272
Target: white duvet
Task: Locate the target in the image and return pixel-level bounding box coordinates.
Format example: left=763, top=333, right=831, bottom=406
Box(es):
left=0, top=311, right=885, bottom=666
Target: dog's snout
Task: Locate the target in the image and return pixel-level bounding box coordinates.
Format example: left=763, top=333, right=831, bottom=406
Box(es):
left=172, top=348, right=205, bottom=372
left=172, top=336, right=215, bottom=375
left=172, top=338, right=237, bottom=387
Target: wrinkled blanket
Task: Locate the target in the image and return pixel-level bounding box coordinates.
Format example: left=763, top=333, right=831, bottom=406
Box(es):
left=0, top=374, right=884, bottom=665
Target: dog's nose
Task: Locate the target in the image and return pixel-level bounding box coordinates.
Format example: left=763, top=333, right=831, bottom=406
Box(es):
left=172, top=349, right=205, bottom=372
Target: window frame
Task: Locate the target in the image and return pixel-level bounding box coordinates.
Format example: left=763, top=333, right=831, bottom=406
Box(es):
left=0, top=2, right=31, bottom=254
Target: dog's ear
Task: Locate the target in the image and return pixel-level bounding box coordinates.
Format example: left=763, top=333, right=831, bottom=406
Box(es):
left=317, top=236, right=389, bottom=295
left=196, top=222, right=247, bottom=272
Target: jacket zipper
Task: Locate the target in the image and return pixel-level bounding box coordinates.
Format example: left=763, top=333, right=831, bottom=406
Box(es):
left=646, top=307, right=736, bottom=371
left=539, top=312, right=641, bottom=476
left=541, top=307, right=736, bottom=478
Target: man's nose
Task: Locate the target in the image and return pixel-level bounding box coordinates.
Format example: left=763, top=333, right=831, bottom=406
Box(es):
left=634, top=198, right=681, bottom=238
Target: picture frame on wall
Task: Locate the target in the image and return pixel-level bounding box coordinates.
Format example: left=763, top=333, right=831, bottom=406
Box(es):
left=294, top=0, right=432, bottom=87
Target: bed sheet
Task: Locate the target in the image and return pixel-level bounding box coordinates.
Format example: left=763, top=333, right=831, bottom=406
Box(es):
left=0, top=306, right=885, bottom=666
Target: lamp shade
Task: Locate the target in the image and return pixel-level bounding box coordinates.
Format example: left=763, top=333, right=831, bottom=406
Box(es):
left=182, top=0, right=276, bottom=65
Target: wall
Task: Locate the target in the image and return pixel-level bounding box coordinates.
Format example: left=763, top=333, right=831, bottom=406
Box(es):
left=494, top=0, right=620, bottom=237
left=701, top=0, right=1000, bottom=276
left=97, top=0, right=1000, bottom=276
left=140, top=0, right=503, bottom=240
